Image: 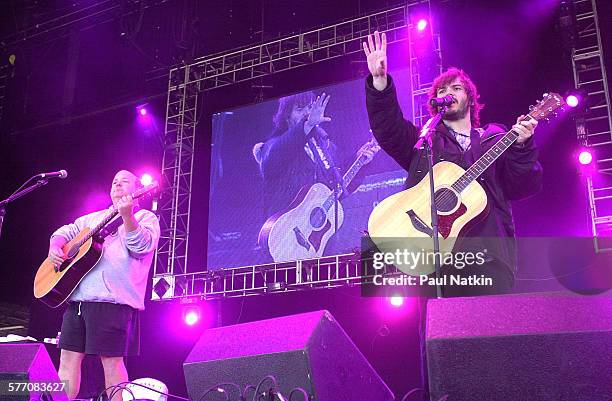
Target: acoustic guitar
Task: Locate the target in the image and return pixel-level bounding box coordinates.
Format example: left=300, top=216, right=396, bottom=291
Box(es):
left=33, top=182, right=159, bottom=308
left=259, top=138, right=380, bottom=262
left=367, top=93, right=565, bottom=276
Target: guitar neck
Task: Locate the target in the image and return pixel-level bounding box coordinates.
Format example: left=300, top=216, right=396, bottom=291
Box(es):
left=321, top=153, right=370, bottom=212
left=342, top=153, right=369, bottom=190
left=74, top=208, right=119, bottom=247
left=71, top=181, right=158, bottom=247
left=451, top=127, right=520, bottom=193
left=449, top=90, right=568, bottom=193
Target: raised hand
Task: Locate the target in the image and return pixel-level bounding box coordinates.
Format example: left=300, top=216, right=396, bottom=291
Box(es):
left=362, top=31, right=388, bottom=90
left=304, top=93, right=332, bottom=134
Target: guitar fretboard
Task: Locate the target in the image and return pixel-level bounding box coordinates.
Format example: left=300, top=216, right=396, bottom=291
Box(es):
left=450, top=120, right=531, bottom=193
left=71, top=183, right=157, bottom=248
left=322, top=153, right=370, bottom=212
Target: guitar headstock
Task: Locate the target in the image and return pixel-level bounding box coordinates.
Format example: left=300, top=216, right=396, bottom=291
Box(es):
left=132, top=181, right=160, bottom=200
left=527, top=92, right=566, bottom=123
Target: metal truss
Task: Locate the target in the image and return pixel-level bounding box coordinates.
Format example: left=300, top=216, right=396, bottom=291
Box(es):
left=171, top=5, right=413, bottom=91
left=153, top=253, right=402, bottom=301
left=153, top=66, right=198, bottom=278
left=571, top=0, right=612, bottom=251
left=153, top=1, right=439, bottom=300
left=0, top=0, right=173, bottom=47
left=408, top=1, right=443, bottom=127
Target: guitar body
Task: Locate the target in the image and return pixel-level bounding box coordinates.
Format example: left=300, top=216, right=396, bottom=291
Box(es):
left=260, top=183, right=345, bottom=262
left=368, top=161, right=488, bottom=276
left=33, top=227, right=103, bottom=308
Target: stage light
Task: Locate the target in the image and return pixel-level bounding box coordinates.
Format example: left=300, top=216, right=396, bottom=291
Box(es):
left=184, top=307, right=201, bottom=326
left=140, top=173, right=153, bottom=186
left=566, top=95, right=579, bottom=108
left=136, top=104, right=149, bottom=117
left=389, top=296, right=404, bottom=307
left=564, top=89, right=587, bottom=113
left=416, top=19, right=428, bottom=32
left=578, top=150, right=593, bottom=165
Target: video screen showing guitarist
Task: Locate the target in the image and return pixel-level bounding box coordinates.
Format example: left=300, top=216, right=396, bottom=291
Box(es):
left=45, top=170, right=160, bottom=400
left=255, top=91, right=380, bottom=263
left=363, top=31, right=542, bottom=297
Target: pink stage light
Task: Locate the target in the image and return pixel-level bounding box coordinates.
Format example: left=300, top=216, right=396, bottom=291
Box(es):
left=140, top=173, right=153, bottom=186
left=578, top=150, right=593, bottom=165
left=566, top=95, right=579, bottom=108
left=184, top=308, right=200, bottom=326
left=389, top=296, right=404, bottom=307
left=416, top=19, right=428, bottom=32
left=139, top=108, right=147, bottom=116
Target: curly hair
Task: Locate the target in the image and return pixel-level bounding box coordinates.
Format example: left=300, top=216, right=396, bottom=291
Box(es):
left=271, top=91, right=316, bottom=134
left=427, top=67, right=484, bottom=127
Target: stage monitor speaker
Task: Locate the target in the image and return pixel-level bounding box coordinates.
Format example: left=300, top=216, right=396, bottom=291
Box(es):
left=426, top=292, right=612, bottom=401
left=0, top=342, right=68, bottom=401
left=183, top=310, right=393, bottom=401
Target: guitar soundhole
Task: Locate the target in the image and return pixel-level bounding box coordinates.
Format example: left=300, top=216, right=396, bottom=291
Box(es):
left=434, top=188, right=459, bottom=213
left=310, top=207, right=327, bottom=229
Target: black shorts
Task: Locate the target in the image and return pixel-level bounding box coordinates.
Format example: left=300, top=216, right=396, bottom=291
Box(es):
left=59, top=302, right=140, bottom=357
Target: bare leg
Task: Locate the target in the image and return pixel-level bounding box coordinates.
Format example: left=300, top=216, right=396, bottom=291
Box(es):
left=100, top=356, right=129, bottom=401
left=58, top=349, right=85, bottom=400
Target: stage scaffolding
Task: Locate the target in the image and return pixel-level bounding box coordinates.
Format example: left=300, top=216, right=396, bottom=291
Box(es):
left=152, top=1, right=440, bottom=301
left=571, top=0, right=612, bottom=252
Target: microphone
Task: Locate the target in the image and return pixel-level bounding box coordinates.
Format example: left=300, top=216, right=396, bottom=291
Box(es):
left=429, top=94, right=455, bottom=107
left=38, top=170, right=68, bottom=179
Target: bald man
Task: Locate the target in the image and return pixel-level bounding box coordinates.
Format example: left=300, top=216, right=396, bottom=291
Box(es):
left=47, top=170, right=160, bottom=400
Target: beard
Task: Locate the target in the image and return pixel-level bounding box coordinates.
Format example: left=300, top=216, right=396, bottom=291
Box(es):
left=442, top=99, right=469, bottom=121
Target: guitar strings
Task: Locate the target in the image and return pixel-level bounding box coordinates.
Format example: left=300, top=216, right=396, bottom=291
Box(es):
left=423, top=98, right=559, bottom=223
left=426, top=128, right=520, bottom=218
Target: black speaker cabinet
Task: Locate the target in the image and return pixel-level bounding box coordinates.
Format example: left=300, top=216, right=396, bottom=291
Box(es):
left=184, top=310, right=393, bottom=401
left=426, top=292, right=612, bottom=401
left=0, top=343, right=68, bottom=401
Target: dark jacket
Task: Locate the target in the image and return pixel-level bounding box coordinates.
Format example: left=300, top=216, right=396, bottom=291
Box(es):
left=365, top=75, right=542, bottom=272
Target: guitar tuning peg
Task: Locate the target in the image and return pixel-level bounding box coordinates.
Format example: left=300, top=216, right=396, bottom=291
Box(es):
left=545, top=118, right=550, bottom=122
left=543, top=92, right=549, bottom=97
left=529, top=105, right=535, bottom=111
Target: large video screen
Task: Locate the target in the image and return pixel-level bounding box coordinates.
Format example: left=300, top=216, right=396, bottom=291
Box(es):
left=207, top=70, right=413, bottom=270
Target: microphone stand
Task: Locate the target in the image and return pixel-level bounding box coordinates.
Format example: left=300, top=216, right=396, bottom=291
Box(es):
left=0, top=178, right=50, bottom=240
left=414, top=105, right=448, bottom=299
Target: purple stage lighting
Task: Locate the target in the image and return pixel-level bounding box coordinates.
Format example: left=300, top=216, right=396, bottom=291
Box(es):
left=136, top=104, right=149, bottom=117
left=578, top=150, right=593, bottom=165
left=140, top=173, right=153, bottom=186
left=389, top=296, right=404, bottom=307
left=566, top=95, right=579, bottom=108
left=416, top=19, right=428, bottom=32
left=184, top=309, right=200, bottom=326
